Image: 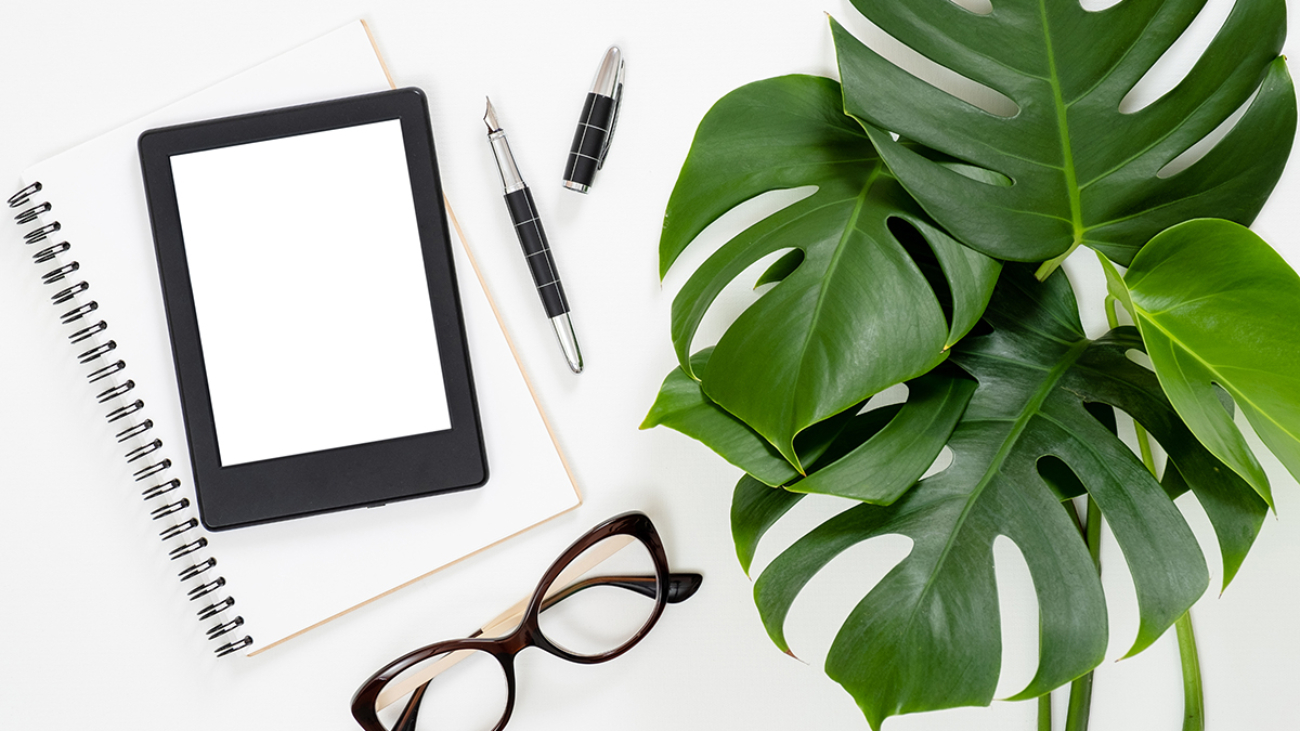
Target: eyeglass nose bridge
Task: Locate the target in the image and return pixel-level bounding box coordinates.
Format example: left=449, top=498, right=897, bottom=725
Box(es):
left=485, top=647, right=519, bottom=731
left=390, top=630, right=585, bottom=731
left=370, top=637, right=521, bottom=731
left=461, top=592, right=664, bottom=731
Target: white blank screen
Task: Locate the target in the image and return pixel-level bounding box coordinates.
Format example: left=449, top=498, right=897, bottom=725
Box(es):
left=170, top=119, right=451, bottom=467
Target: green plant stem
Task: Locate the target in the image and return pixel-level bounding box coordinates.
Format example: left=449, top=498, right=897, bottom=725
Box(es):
left=1104, top=294, right=1121, bottom=330
left=1136, top=422, right=1156, bottom=473
left=1063, top=497, right=1103, bottom=731
left=1176, top=611, right=1205, bottom=731
left=1034, top=238, right=1079, bottom=281
left=1039, top=693, right=1053, bottom=731
left=1132, top=422, right=1206, bottom=731
left=1064, top=663, right=1095, bottom=731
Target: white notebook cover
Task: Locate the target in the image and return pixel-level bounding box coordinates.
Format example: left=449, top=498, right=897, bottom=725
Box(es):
left=18, top=21, right=581, bottom=656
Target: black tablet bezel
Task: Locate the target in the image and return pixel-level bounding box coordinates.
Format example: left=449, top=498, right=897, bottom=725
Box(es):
left=139, top=88, right=487, bottom=531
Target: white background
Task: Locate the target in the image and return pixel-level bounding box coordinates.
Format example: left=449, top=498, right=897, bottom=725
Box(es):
left=1, top=1, right=1298, bottom=730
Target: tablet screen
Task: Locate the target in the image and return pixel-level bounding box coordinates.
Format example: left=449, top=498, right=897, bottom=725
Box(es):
left=170, top=119, right=451, bottom=467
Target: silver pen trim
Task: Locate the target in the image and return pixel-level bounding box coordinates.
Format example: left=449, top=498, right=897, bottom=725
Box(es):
left=484, top=98, right=526, bottom=193
left=591, top=46, right=624, bottom=98
left=550, top=313, right=583, bottom=374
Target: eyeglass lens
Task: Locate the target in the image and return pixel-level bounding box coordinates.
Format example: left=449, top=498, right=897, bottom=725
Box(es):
left=537, top=533, right=660, bottom=656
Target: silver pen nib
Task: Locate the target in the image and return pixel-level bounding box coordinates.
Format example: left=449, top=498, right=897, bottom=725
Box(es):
left=483, top=97, right=501, bottom=133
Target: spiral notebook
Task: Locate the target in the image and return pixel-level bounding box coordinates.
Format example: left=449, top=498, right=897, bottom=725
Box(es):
left=6, top=21, right=581, bottom=657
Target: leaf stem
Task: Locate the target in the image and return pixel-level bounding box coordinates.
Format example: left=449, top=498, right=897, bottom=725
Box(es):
left=1063, top=497, right=1102, bottom=731
left=1132, top=423, right=1205, bottom=731
left=1176, top=612, right=1205, bottom=731
left=1064, top=665, right=1095, bottom=731
left=1103, top=294, right=1121, bottom=330
left=1084, top=498, right=1102, bottom=568
left=1039, top=692, right=1053, bottom=731
left=1035, top=241, right=1078, bottom=281
left=1136, top=422, right=1156, bottom=475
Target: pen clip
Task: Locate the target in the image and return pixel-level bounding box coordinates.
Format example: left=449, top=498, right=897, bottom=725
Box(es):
left=597, top=58, right=625, bottom=171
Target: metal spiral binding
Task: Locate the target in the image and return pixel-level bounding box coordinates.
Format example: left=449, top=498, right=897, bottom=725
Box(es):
left=10, top=182, right=251, bottom=657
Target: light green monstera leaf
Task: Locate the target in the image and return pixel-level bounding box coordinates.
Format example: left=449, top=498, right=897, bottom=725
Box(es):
left=659, top=74, right=1000, bottom=472
left=1101, top=218, right=1300, bottom=507
left=831, top=0, right=1295, bottom=272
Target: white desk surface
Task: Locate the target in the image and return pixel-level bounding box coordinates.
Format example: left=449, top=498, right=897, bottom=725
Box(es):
left=3, top=1, right=1299, bottom=729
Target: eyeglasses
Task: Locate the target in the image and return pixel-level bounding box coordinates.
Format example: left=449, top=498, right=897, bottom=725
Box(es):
left=351, top=512, right=702, bottom=731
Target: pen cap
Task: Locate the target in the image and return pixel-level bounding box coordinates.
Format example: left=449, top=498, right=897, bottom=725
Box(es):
left=563, top=47, right=624, bottom=193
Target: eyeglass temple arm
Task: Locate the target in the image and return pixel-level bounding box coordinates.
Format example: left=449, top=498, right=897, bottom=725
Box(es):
left=465, top=571, right=702, bottom=643
left=535, top=572, right=704, bottom=614
left=468, top=573, right=703, bottom=639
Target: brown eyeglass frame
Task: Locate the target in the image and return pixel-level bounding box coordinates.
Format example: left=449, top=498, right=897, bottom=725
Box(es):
left=350, top=511, right=701, bottom=731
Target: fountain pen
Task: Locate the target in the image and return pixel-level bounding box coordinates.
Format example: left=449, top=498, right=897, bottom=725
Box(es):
left=483, top=97, right=583, bottom=374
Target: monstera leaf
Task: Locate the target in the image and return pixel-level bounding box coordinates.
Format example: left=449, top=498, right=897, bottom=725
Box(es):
left=660, top=74, right=1001, bottom=470
left=735, top=266, right=1267, bottom=730
left=1101, top=218, right=1300, bottom=507
left=830, top=0, right=1295, bottom=271
left=644, top=348, right=975, bottom=504
left=641, top=348, right=860, bottom=487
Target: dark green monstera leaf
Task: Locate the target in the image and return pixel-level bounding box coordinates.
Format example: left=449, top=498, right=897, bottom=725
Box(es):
left=831, top=0, right=1295, bottom=272
left=660, top=74, right=1000, bottom=471
left=734, top=266, right=1267, bottom=729
left=640, top=348, right=859, bottom=487
left=644, top=348, right=975, bottom=504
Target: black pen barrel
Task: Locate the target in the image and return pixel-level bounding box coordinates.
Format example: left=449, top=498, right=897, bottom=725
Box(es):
left=504, top=187, right=569, bottom=318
